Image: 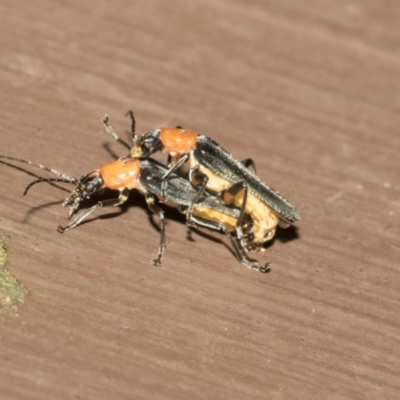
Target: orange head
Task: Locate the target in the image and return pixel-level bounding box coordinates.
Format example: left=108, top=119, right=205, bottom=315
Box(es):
left=62, top=158, right=141, bottom=218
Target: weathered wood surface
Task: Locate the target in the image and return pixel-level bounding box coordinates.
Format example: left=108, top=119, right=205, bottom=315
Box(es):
left=0, top=1, right=399, bottom=399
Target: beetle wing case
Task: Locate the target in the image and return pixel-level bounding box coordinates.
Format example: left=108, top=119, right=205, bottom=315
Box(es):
left=138, top=159, right=240, bottom=219
left=194, top=136, right=300, bottom=225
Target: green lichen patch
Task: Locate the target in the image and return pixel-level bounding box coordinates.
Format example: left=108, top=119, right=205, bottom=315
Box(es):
left=0, top=238, right=28, bottom=313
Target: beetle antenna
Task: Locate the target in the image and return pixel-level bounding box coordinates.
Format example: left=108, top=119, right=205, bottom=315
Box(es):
left=23, top=178, right=76, bottom=196
left=125, top=110, right=137, bottom=142
left=0, top=155, right=78, bottom=184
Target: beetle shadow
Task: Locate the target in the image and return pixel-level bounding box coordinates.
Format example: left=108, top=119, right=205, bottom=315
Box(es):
left=23, top=191, right=130, bottom=226
left=102, top=142, right=126, bottom=160
left=275, top=225, right=300, bottom=243
left=20, top=186, right=252, bottom=265
left=141, top=197, right=239, bottom=259
left=0, top=161, right=72, bottom=195
left=257, top=225, right=300, bottom=251
left=185, top=226, right=249, bottom=261
left=102, top=132, right=134, bottom=159
left=2, top=146, right=298, bottom=268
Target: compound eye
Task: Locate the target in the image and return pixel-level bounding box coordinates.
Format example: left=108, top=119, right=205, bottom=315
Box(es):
left=139, top=132, right=163, bottom=156
left=141, top=138, right=156, bottom=155
left=79, top=174, right=102, bottom=197
left=85, top=183, right=95, bottom=194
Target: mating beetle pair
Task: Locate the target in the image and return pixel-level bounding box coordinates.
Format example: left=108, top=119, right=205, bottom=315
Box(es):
left=0, top=112, right=299, bottom=272
left=106, top=112, right=300, bottom=261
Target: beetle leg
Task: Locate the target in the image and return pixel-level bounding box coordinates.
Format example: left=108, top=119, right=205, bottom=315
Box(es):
left=186, top=168, right=209, bottom=226
left=166, top=154, right=173, bottom=167
left=57, top=188, right=129, bottom=233
left=160, top=153, right=190, bottom=200
left=241, top=158, right=256, bottom=174
left=187, top=215, right=269, bottom=273
left=220, top=181, right=251, bottom=251
left=145, top=194, right=166, bottom=267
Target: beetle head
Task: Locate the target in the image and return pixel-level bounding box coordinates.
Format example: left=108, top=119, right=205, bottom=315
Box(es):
left=62, top=171, right=104, bottom=218
left=131, top=130, right=163, bottom=158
